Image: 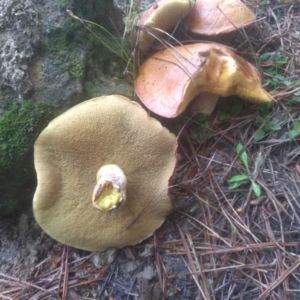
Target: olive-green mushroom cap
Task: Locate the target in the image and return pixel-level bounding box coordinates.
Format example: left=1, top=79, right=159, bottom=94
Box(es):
left=33, top=95, right=177, bottom=251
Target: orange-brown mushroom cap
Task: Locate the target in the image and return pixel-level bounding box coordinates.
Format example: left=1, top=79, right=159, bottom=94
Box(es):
left=137, top=0, right=195, bottom=54
left=33, top=95, right=177, bottom=252
left=183, top=0, right=256, bottom=36
left=135, top=43, right=273, bottom=118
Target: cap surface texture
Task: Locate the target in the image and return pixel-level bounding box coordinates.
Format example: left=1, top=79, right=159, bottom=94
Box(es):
left=137, top=0, right=194, bottom=54
left=183, top=0, right=256, bottom=35
left=33, top=95, right=177, bottom=251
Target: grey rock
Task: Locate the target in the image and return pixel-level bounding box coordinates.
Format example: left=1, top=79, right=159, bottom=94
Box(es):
left=90, top=249, right=117, bottom=268
left=138, top=265, right=156, bottom=281
left=0, top=0, right=38, bottom=96
left=0, top=0, right=130, bottom=215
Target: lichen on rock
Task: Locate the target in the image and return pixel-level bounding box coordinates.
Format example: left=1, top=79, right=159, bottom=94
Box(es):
left=0, top=0, right=39, bottom=96
left=0, top=38, right=34, bottom=96
left=0, top=0, right=39, bottom=29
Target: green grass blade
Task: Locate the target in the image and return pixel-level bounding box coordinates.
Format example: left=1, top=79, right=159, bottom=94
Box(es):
left=236, top=142, right=250, bottom=173
left=251, top=180, right=261, bottom=197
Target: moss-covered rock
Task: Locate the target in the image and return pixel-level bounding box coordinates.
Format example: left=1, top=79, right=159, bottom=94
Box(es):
left=0, top=0, right=133, bottom=216
left=0, top=101, right=57, bottom=215
left=0, top=102, right=54, bottom=169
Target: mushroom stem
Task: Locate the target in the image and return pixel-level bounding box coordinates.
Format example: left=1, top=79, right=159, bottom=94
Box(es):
left=92, top=164, right=127, bottom=211
left=188, top=93, right=219, bottom=116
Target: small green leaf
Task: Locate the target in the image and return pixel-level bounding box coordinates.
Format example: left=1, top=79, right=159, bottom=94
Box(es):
left=236, top=142, right=249, bottom=172
left=254, top=129, right=265, bottom=141
left=189, top=124, right=211, bottom=144
left=293, top=121, right=300, bottom=132
left=263, top=122, right=272, bottom=131
left=259, top=52, right=271, bottom=62
left=230, top=103, right=243, bottom=115
left=229, top=174, right=250, bottom=182
left=194, top=113, right=208, bottom=122
left=251, top=180, right=261, bottom=197
left=293, top=31, right=300, bottom=39
left=270, top=123, right=281, bottom=131
left=258, top=103, right=271, bottom=118
left=263, top=121, right=281, bottom=131
left=276, top=57, right=288, bottom=66
left=265, top=68, right=276, bottom=76
left=219, top=111, right=230, bottom=121
left=228, top=181, right=246, bottom=189
left=289, top=122, right=300, bottom=139
left=274, top=74, right=285, bottom=82
left=289, top=130, right=300, bottom=139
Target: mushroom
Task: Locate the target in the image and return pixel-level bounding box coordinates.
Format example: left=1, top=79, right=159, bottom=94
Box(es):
left=188, top=93, right=220, bottom=116
left=33, top=95, right=177, bottom=251
left=136, top=0, right=195, bottom=54
left=183, top=0, right=256, bottom=36
left=134, top=43, right=273, bottom=118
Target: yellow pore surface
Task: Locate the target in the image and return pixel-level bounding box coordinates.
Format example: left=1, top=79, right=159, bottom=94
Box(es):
left=94, top=183, right=122, bottom=211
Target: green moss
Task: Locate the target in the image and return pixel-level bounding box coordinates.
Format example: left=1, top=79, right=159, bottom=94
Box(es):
left=0, top=101, right=54, bottom=169
left=42, top=16, right=85, bottom=58
left=69, top=56, right=84, bottom=79
left=51, top=0, right=71, bottom=4
left=0, top=101, right=58, bottom=216
left=43, top=27, right=76, bottom=58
